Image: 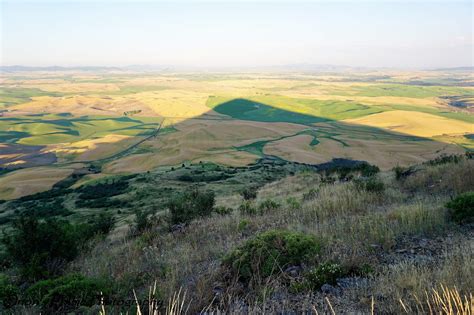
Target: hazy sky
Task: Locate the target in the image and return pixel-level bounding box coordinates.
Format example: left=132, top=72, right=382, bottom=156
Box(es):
left=1, top=0, right=472, bottom=68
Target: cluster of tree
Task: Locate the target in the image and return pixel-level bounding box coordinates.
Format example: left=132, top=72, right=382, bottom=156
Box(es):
left=0, top=212, right=116, bottom=311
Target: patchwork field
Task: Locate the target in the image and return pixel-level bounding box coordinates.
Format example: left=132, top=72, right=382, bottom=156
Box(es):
left=0, top=69, right=473, bottom=199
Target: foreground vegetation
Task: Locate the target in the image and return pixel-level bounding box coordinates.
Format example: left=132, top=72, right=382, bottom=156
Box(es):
left=0, top=153, right=472, bottom=313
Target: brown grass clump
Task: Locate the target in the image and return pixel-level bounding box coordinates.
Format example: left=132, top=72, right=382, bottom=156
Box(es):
left=401, top=158, right=474, bottom=195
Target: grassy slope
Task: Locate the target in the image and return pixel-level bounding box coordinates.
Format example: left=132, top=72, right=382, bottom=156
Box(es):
left=69, top=157, right=474, bottom=313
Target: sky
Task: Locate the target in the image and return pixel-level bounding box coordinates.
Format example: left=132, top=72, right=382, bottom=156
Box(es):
left=0, top=0, right=472, bottom=68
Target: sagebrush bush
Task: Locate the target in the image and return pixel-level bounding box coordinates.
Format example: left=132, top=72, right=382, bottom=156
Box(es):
left=355, top=177, right=385, bottom=193
left=305, top=262, right=344, bottom=289
left=446, top=192, right=474, bottom=224
left=167, top=189, right=215, bottom=225
left=222, top=230, right=322, bottom=283
left=286, top=197, right=301, bottom=210
left=26, top=274, right=109, bottom=311
left=393, top=165, right=414, bottom=180
left=214, top=206, right=233, bottom=216
left=241, top=187, right=257, bottom=200
left=258, top=199, right=280, bottom=214
left=133, top=209, right=153, bottom=233
left=239, top=200, right=257, bottom=216
left=88, top=212, right=116, bottom=235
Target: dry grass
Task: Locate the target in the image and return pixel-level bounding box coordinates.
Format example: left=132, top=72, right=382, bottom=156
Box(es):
left=70, top=158, right=474, bottom=313
left=402, top=158, right=474, bottom=195
left=371, top=241, right=473, bottom=314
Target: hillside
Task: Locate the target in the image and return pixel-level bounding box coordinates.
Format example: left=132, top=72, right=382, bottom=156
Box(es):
left=0, top=153, right=472, bottom=313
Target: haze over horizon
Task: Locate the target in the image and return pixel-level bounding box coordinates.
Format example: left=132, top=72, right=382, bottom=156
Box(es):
left=1, top=0, right=473, bottom=69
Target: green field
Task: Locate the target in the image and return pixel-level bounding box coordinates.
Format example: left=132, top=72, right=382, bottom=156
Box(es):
left=0, top=114, right=161, bottom=145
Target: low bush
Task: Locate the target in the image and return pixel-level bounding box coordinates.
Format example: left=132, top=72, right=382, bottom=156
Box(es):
left=0, top=274, right=19, bottom=309
left=241, top=187, right=257, bottom=200
left=222, top=230, right=322, bottom=283
left=302, top=188, right=319, bottom=201
left=286, top=197, right=301, bottom=210
left=77, top=180, right=129, bottom=200
left=393, top=165, right=415, bottom=180
left=167, top=189, right=215, bottom=225
left=1, top=215, right=113, bottom=281
left=321, top=161, right=379, bottom=179
left=258, top=199, right=280, bottom=214
left=88, top=212, right=116, bottom=235
left=425, top=154, right=462, bottom=166
left=1, top=216, right=80, bottom=280
left=355, top=177, right=385, bottom=193
left=305, top=262, right=344, bottom=289
left=76, top=196, right=129, bottom=209
left=26, top=274, right=110, bottom=311
left=133, top=209, right=154, bottom=234
left=238, top=219, right=250, bottom=232
left=214, top=206, right=233, bottom=216
left=239, top=200, right=257, bottom=216
left=446, top=192, right=474, bottom=224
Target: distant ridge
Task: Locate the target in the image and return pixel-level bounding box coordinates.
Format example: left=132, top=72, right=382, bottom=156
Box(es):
left=2, top=64, right=472, bottom=73
left=0, top=64, right=361, bottom=73
left=0, top=65, right=123, bottom=72
left=429, top=66, right=474, bottom=72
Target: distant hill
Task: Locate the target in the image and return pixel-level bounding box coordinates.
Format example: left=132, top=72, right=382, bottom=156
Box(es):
left=0, top=65, right=122, bottom=72
left=429, top=66, right=474, bottom=72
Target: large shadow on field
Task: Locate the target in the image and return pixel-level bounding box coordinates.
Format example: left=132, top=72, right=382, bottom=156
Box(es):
left=108, top=96, right=470, bottom=172
left=212, top=98, right=328, bottom=124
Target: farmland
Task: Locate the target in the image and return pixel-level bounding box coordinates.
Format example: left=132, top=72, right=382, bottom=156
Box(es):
left=0, top=69, right=473, bottom=199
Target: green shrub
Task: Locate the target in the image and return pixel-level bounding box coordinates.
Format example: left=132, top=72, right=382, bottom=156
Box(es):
left=355, top=177, right=385, bottom=193
left=425, top=154, right=462, bottom=166
left=168, top=189, right=215, bottom=225
left=360, top=164, right=380, bottom=177
left=88, top=212, right=116, bottom=235
left=393, top=165, right=415, bottom=180
left=239, top=200, right=257, bottom=216
left=446, top=192, right=474, bottom=224
left=26, top=273, right=84, bottom=303
left=214, top=206, right=233, bottom=216
left=302, top=188, right=319, bottom=201
left=305, top=262, right=344, bottom=289
left=241, top=187, right=257, bottom=200
left=77, top=180, right=129, bottom=200
left=1, top=216, right=80, bottom=280
left=222, top=230, right=322, bottom=283
left=258, top=199, right=280, bottom=214
left=133, top=209, right=153, bottom=233
left=0, top=274, right=19, bottom=309
left=26, top=274, right=109, bottom=311
left=238, top=219, right=249, bottom=232
left=286, top=197, right=301, bottom=210
left=1, top=213, right=111, bottom=281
